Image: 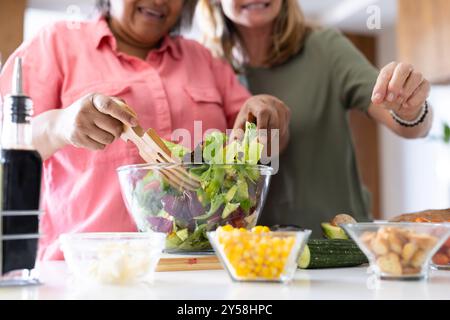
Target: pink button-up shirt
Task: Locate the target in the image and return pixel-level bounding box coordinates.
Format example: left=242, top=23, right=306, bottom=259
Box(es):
left=0, top=18, right=250, bottom=260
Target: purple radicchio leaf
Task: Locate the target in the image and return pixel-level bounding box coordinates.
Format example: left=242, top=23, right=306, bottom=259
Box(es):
left=147, top=216, right=173, bottom=234
left=161, top=195, right=189, bottom=221
left=185, top=191, right=206, bottom=218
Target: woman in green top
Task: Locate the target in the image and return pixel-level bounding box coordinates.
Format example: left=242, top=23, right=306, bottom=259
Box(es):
left=198, top=0, right=433, bottom=236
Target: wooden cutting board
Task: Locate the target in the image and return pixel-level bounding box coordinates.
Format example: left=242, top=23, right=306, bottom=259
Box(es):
left=156, top=254, right=223, bottom=272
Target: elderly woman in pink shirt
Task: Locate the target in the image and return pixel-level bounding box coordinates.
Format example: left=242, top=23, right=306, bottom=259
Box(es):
left=0, top=0, right=290, bottom=260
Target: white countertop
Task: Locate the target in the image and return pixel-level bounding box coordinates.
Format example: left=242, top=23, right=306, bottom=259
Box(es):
left=1, top=262, right=450, bottom=300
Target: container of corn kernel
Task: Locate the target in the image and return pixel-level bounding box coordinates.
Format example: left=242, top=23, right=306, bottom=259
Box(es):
left=207, top=226, right=311, bottom=283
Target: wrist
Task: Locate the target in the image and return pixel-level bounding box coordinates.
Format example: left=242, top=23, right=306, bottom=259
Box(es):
left=31, top=109, right=67, bottom=160
left=395, top=108, right=423, bottom=122
left=42, top=109, right=69, bottom=152
left=390, top=101, right=429, bottom=128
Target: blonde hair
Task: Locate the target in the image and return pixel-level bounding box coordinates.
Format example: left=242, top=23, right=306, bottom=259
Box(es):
left=197, top=0, right=309, bottom=69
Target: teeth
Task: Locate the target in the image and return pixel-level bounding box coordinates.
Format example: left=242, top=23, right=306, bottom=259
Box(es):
left=140, top=7, right=164, bottom=18
left=243, top=3, right=269, bottom=10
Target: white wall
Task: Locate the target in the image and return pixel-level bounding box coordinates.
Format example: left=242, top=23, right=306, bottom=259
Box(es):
left=24, top=6, right=93, bottom=41
left=377, top=27, right=450, bottom=219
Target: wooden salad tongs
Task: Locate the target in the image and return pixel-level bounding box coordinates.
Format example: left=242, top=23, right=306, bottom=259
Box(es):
left=113, top=98, right=200, bottom=191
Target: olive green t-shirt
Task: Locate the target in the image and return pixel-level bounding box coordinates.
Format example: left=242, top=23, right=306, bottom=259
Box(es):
left=243, top=28, right=379, bottom=237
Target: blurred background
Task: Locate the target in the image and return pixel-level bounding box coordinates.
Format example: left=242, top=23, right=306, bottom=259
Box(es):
left=1, top=0, right=449, bottom=220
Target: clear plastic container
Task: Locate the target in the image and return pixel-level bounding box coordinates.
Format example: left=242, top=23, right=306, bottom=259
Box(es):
left=60, top=232, right=166, bottom=285
left=431, top=236, right=450, bottom=270
left=342, top=222, right=450, bottom=280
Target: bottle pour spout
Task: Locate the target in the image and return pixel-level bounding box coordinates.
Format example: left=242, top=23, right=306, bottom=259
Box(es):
left=12, top=57, right=24, bottom=96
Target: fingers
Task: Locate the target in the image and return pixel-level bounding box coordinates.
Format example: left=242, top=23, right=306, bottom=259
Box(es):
left=79, top=135, right=107, bottom=151
left=68, top=119, right=114, bottom=150
left=69, top=129, right=107, bottom=151
left=87, top=125, right=116, bottom=146
left=372, top=62, right=430, bottom=120
left=402, top=72, right=424, bottom=101
left=231, top=95, right=289, bottom=148
left=372, top=62, right=414, bottom=104
left=110, top=97, right=138, bottom=117
left=229, top=128, right=245, bottom=142
left=404, top=81, right=431, bottom=109
left=245, top=96, right=281, bottom=130
left=388, top=63, right=413, bottom=104
left=92, top=94, right=138, bottom=127
left=231, top=113, right=247, bottom=141
left=251, top=99, right=282, bottom=147
left=93, top=112, right=124, bottom=139
left=372, top=62, right=397, bottom=104
left=64, top=93, right=135, bottom=150
left=256, top=109, right=272, bottom=146
left=232, top=110, right=247, bottom=131
left=255, top=108, right=271, bottom=131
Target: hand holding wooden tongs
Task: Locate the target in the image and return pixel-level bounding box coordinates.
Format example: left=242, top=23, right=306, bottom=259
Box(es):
left=112, top=98, right=200, bottom=191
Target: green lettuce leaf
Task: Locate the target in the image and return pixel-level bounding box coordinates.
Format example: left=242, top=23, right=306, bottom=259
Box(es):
left=203, top=131, right=226, bottom=164
left=222, top=202, right=240, bottom=219
left=162, top=139, right=190, bottom=160
left=240, top=122, right=264, bottom=165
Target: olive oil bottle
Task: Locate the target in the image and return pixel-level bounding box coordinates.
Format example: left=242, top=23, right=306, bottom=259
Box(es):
left=1, top=57, right=42, bottom=275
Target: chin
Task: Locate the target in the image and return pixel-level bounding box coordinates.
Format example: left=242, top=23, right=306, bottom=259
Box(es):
left=242, top=17, right=275, bottom=28
left=134, top=27, right=166, bottom=43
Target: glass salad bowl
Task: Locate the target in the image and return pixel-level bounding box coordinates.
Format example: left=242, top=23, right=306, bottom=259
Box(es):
left=342, top=223, right=450, bottom=280
left=208, top=226, right=311, bottom=283
left=117, top=163, right=273, bottom=253
left=59, top=232, right=166, bottom=285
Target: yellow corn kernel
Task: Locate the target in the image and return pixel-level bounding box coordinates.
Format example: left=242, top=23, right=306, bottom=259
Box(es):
left=220, top=226, right=297, bottom=280
left=221, top=225, right=234, bottom=232
left=271, top=237, right=282, bottom=247
left=236, top=267, right=248, bottom=277
left=261, top=267, right=271, bottom=278
left=271, top=260, right=281, bottom=270
left=252, top=226, right=270, bottom=233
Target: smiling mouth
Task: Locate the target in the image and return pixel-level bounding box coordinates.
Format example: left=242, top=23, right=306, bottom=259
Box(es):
left=137, top=6, right=166, bottom=20
left=241, top=1, right=271, bottom=10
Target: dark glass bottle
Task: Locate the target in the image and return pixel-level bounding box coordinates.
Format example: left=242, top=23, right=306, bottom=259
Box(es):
left=1, top=57, right=42, bottom=274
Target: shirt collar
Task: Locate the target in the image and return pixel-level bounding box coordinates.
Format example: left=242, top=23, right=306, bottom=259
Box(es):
left=93, top=17, right=181, bottom=61
left=154, top=36, right=182, bottom=60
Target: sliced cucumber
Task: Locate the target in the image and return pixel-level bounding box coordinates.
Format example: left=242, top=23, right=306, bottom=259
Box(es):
left=298, top=244, right=311, bottom=269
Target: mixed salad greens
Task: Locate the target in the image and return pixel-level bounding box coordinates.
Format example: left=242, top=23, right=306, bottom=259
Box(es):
left=130, top=122, right=267, bottom=251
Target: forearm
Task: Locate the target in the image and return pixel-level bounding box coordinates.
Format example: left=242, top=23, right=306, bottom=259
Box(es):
left=31, top=109, right=67, bottom=161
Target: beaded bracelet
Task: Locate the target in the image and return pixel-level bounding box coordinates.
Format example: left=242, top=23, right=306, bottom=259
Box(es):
left=390, top=101, right=429, bottom=128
